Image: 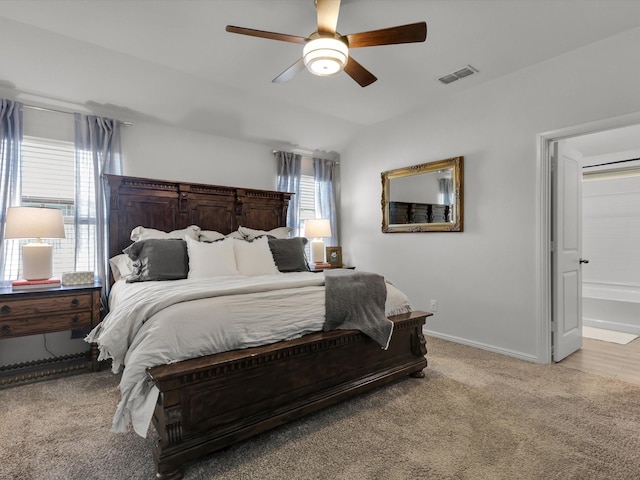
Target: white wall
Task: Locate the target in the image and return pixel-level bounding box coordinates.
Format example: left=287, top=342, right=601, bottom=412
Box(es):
left=581, top=170, right=640, bottom=334
left=583, top=174, right=640, bottom=287
left=121, top=121, right=277, bottom=190
left=340, top=27, right=640, bottom=362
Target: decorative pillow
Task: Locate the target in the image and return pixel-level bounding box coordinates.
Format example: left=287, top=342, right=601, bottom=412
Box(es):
left=130, top=225, right=200, bottom=242
left=186, top=236, right=239, bottom=278
left=109, top=253, right=134, bottom=281
left=124, top=239, right=189, bottom=282
left=233, top=237, right=280, bottom=276
left=199, top=229, right=244, bottom=242
left=267, top=237, right=310, bottom=272
left=238, top=225, right=292, bottom=240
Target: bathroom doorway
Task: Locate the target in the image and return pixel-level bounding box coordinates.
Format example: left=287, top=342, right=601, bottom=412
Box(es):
left=538, top=115, right=640, bottom=365
left=556, top=124, right=640, bottom=382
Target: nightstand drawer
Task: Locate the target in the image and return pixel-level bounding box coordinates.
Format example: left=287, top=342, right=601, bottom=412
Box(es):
left=0, top=311, right=92, bottom=338
left=0, top=293, right=92, bottom=318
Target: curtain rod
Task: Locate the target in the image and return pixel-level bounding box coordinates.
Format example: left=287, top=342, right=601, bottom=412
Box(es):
left=582, top=156, right=640, bottom=169
left=23, top=104, right=132, bottom=127
left=272, top=149, right=340, bottom=163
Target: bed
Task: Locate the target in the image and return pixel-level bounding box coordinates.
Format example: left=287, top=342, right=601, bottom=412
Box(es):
left=97, top=174, right=430, bottom=480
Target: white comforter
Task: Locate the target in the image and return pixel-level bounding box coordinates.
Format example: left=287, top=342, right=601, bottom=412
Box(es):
left=86, top=272, right=411, bottom=437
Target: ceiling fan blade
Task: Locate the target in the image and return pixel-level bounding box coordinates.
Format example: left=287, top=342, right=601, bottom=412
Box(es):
left=226, top=25, right=307, bottom=44
left=346, top=21, right=427, bottom=48
left=272, top=58, right=306, bottom=84
left=344, top=56, right=377, bottom=87
left=316, top=0, right=341, bottom=34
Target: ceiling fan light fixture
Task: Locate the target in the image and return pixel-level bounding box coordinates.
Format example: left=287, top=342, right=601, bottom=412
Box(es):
left=303, top=37, right=348, bottom=76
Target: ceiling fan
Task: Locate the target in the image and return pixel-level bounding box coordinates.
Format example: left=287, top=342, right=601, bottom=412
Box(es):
left=226, top=0, right=427, bottom=87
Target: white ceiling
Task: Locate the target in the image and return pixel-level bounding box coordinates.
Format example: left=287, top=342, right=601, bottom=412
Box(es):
left=1, top=0, right=640, bottom=153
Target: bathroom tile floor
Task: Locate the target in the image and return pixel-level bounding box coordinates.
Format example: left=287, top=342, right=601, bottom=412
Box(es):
left=559, top=334, right=640, bottom=385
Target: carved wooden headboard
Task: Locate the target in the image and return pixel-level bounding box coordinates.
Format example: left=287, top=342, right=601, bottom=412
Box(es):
left=104, top=174, right=292, bottom=260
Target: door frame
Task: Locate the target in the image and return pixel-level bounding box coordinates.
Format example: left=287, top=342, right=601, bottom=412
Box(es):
left=536, top=111, right=640, bottom=363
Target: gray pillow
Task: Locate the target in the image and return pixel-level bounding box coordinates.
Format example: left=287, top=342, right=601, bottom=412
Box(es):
left=267, top=237, right=310, bottom=272
left=124, top=239, right=188, bottom=282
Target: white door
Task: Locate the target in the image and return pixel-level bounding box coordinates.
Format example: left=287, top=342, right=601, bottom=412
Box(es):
left=552, top=141, right=584, bottom=361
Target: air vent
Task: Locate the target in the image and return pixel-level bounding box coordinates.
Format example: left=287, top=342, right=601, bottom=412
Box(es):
left=438, top=65, right=478, bottom=85
left=438, top=74, right=459, bottom=85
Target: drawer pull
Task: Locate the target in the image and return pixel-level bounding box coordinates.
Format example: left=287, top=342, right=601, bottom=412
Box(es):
left=72, top=315, right=80, bottom=324
left=0, top=324, right=10, bottom=334
left=70, top=298, right=80, bottom=307
left=1, top=305, right=10, bottom=315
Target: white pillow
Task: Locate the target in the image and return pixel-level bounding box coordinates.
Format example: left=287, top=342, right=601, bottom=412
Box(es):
left=233, top=237, right=280, bottom=276
left=109, top=254, right=133, bottom=281
left=198, top=230, right=225, bottom=242
left=199, top=230, right=244, bottom=241
left=226, top=230, right=245, bottom=239
left=130, top=225, right=200, bottom=242
left=186, top=237, right=239, bottom=278
left=238, top=226, right=292, bottom=240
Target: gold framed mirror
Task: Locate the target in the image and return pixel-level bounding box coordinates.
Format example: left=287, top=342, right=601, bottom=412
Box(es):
left=381, top=156, right=464, bottom=233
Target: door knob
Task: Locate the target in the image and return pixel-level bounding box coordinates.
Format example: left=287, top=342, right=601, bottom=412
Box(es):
left=579, top=258, right=589, bottom=264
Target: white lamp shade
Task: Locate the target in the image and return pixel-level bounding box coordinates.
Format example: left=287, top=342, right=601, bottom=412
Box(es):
left=4, top=207, right=66, bottom=240
left=304, top=219, right=332, bottom=239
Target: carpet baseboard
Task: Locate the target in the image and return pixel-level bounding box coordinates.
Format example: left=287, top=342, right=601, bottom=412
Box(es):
left=423, top=328, right=541, bottom=363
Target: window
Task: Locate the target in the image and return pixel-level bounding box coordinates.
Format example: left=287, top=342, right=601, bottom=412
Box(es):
left=2, top=135, right=95, bottom=280
left=299, top=172, right=317, bottom=230
left=297, top=158, right=320, bottom=257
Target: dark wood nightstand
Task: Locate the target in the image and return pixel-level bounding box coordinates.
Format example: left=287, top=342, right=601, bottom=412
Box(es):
left=0, top=280, right=102, bottom=387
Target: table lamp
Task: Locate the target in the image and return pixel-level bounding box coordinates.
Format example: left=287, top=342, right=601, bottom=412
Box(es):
left=304, top=218, right=332, bottom=265
left=4, top=206, right=66, bottom=280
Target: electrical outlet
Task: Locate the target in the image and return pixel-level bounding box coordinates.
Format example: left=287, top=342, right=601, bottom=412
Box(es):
left=430, top=299, right=438, bottom=312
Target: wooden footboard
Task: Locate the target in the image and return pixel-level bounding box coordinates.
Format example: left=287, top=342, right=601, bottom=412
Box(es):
left=147, top=310, right=430, bottom=479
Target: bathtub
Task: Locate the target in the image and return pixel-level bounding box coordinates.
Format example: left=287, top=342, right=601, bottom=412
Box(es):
left=582, top=282, right=640, bottom=335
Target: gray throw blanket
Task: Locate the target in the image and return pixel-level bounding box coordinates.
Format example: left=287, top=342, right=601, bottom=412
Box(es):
left=323, top=269, right=394, bottom=349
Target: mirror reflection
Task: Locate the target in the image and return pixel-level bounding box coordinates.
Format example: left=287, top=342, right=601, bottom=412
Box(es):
left=381, top=156, right=463, bottom=232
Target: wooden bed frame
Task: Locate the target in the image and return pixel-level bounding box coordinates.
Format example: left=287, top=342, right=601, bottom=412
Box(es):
left=105, top=174, right=430, bottom=480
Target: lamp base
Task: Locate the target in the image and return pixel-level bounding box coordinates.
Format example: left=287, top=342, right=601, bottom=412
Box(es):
left=310, top=240, right=325, bottom=264
left=22, top=242, right=53, bottom=280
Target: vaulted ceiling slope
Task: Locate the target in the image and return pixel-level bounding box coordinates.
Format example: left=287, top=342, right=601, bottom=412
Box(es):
left=1, top=0, right=640, bottom=152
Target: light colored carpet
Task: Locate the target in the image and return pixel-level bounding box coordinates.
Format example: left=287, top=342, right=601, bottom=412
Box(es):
left=582, top=326, right=639, bottom=345
left=1, top=337, right=639, bottom=480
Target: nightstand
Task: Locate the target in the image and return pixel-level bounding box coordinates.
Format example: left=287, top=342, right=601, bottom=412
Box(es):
left=0, top=280, right=102, bottom=387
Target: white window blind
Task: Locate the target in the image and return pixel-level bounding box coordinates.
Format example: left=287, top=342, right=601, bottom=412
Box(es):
left=21, top=137, right=75, bottom=203
left=299, top=156, right=318, bottom=229
left=299, top=174, right=316, bottom=225
left=299, top=170, right=317, bottom=259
